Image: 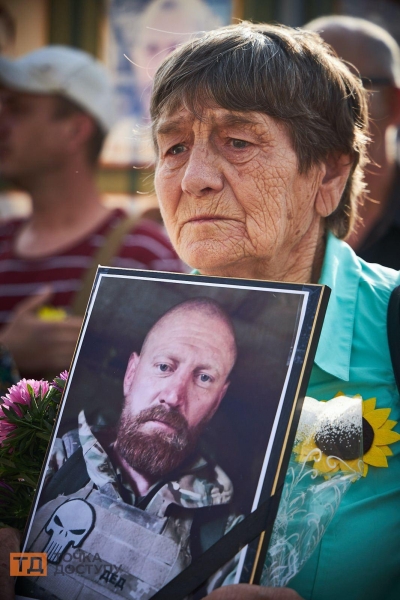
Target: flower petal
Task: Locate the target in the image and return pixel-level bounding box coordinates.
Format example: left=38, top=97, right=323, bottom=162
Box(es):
left=294, top=440, right=319, bottom=463
left=380, top=419, right=397, bottom=430
left=362, top=397, right=376, bottom=415
left=364, top=408, right=391, bottom=429
left=380, top=445, right=393, bottom=456
left=373, top=429, right=400, bottom=446
left=314, top=454, right=339, bottom=473
left=342, top=458, right=364, bottom=474
left=363, top=445, right=388, bottom=467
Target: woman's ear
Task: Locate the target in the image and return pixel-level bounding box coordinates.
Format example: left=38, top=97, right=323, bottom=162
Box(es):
left=315, top=153, right=353, bottom=217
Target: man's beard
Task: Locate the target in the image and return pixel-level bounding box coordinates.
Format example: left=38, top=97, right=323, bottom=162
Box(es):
left=115, top=405, right=202, bottom=479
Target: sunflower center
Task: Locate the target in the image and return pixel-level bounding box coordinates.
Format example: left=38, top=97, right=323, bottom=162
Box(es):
left=362, top=417, right=374, bottom=454
left=315, top=421, right=362, bottom=461
left=314, top=417, right=375, bottom=460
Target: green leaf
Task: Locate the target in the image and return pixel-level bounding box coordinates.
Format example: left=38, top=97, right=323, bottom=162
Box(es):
left=18, top=473, right=38, bottom=487
left=1, top=406, right=21, bottom=421
left=42, top=420, right=53, bottom=431
left=0, top=457, right=16, bottom=468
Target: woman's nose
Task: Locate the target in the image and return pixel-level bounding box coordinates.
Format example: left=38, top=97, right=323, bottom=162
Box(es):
left=181, top=145, right=224, bottom=197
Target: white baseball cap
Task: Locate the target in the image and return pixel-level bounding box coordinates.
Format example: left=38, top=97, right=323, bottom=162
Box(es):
left=0, top=45, right=115, bottom=133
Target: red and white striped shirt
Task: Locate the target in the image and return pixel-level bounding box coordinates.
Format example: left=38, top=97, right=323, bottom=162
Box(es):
left=0, top=208, right=187, bottom=326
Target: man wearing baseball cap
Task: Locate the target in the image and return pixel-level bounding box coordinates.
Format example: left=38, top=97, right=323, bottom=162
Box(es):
left=0, top=46, right=185, bottom=380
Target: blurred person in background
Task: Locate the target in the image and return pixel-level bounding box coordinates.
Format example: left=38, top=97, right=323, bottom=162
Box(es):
left=0, top=2, right=20, bottom=393
left=306, top=16, right=400, bottom=268
left=102, top=0, right=222, bottom=164
left=0, top=4, right=15, bottom=55
left=0, top=46, right=186, bottom=380
left=131, top=0, right=222, bottom=122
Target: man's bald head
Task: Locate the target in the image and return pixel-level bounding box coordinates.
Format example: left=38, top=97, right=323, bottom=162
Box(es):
left=305, top=15, right=400, bottom=86
left=141, top=297, right=237, bottom=370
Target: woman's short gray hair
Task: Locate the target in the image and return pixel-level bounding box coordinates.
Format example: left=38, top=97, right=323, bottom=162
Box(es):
left=151, top=22, right=370, bottom=239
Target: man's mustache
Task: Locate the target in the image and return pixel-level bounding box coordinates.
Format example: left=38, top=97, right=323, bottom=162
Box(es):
left=133, top=405, right=189, bottom=435
left=116, top=403, right=204, bottom=477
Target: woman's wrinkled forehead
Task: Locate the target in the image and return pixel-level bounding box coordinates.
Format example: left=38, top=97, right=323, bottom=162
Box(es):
left=156, top=104, right=282, bottom=142
left=152, top=92, right=222, bottom=137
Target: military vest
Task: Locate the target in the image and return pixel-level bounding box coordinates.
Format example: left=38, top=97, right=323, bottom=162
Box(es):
left=17, top=418, right=234, bottom=600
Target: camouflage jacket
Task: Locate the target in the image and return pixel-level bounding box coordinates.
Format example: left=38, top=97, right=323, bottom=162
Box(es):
left=20, top=411, right=238, bottom=600
left=48, top=410, right=235, bottom=516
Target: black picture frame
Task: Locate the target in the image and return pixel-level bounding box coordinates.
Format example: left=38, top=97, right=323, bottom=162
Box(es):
left=16, top=267, right=329, bottom=600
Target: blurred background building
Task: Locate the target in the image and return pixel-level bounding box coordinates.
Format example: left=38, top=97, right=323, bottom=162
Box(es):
left=1, top=0, right=400, bottom=219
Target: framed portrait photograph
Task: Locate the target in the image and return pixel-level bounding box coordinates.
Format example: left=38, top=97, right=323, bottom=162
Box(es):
left=16, top=268, right=329, bottom=600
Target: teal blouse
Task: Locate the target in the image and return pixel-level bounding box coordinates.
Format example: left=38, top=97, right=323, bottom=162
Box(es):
left=290, top=233, right=400, bottom=599
left=194, top=232, right=400, bottom=598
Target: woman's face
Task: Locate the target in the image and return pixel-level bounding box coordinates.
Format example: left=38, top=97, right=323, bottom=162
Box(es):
left=154, top=106, right=326, bottom=279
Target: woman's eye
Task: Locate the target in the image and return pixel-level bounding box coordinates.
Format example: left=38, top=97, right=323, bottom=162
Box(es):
left=231, top=139, right=249, bottom=149
left=157, top=364, right=171, bottom=372
left=168, top=144, right=186, bottom=155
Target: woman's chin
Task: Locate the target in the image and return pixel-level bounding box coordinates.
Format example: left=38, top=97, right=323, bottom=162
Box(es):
left=178, top=239, right=240, bottom=275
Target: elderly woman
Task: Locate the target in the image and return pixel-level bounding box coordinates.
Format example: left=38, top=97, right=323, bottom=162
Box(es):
left=2, top=22, right=400, bottom=600
left=149, top=22, right=400, bottom=600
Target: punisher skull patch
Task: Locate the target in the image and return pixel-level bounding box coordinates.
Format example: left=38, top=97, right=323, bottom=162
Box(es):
left=42, top=499, right=95, bottom=564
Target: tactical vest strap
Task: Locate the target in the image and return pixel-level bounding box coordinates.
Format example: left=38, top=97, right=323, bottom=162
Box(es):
left=190, top=504, right=231, bottom=558
left=39, top=447, right=90, bottom=507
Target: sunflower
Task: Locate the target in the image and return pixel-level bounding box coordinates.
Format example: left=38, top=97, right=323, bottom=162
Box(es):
left=294, top=395, right=400, bottom=478
left=362, top=396, right=400, bottom=476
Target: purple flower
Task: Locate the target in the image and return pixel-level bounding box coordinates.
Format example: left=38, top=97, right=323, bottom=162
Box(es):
left=0, top=379, right=49, bottom=443
left=51, top=370, right=69, bottom=392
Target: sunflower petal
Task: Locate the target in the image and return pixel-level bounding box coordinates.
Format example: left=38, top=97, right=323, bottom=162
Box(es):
left=363, top=445, right=388, bottom=467
left=295, top=440, right=317, bottom=461
left=334, top=391, right=345, bottom=398
left=374, top=429, right=400, bottom=445
left=338, top=458, right=364, bottom=481
left=364, top=408, right=391, bottom=428
left=315, top=454, right=339, bottom=473
left=362, top=397, right=376, bottom=415
left=341, top=458, right=363, bottom=475
left=363, top=463, right=368, bottom=477
left=381, top=419, right=397, bottom=430
left=380, top=445, right=393, bottom=456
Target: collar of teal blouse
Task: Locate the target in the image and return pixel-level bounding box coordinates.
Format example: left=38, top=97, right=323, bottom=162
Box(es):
left=191, top=232, right=359, bottom=383
left=314, top=231, right=361, bottom=382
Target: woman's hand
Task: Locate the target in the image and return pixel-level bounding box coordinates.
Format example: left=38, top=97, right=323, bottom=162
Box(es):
left=206, top=584, right=303, bottom=600
left=0, top=527, right=21, bottom=600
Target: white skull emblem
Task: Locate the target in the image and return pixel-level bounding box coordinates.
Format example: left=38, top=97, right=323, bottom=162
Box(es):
left=43, top=499, right=95, bottom=564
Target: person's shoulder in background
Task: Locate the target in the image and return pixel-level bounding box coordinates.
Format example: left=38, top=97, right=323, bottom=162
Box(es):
left=113, top=212, right=190, bottom=273
left=0, top=217, right=24, bottom=246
